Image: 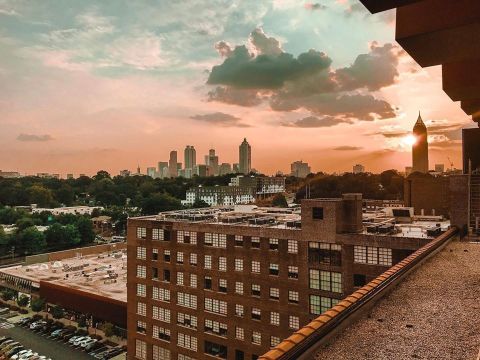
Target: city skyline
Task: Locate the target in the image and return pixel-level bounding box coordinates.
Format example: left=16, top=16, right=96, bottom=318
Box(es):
left=0, top=1, right=476, bottom=176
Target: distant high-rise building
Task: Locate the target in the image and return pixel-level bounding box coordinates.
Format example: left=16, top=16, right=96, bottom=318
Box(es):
left=205, top=149, right=219, bottom=176
left=66, top=174, right=74, bottom=179
left=233, top=163, right=240, bottom=173
left=194, top=164, right=208, bottom=177
left=291, top=160, right=311, bottom=178
left=405, top=166, right=413, bottom=176
left=219, top=163, right=232, bottom=176
left=169, top=151, right=178, bottom=178
left=136, top=165, right=141, bottom=175
left=0, top=170, right=21, bottom=179
left=239, top=138, right=251, bottom=175
left=158, top=162, right=168, bottom=179
left=184, top=145, right=196, bottom=176
left=353, top=164, right=365, bottom=174
left=119, top=170, right=131, bottom=177
left=147, top=167, right=157, bottom=178
left=412, top=112, right=429, bottom=173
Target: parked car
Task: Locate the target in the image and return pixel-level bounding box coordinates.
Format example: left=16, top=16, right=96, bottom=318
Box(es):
left=29, top=321, right=46, bottom=330
left=88, top=346, right=108, bottom=356
left=73, top=336, right=90, bottom=346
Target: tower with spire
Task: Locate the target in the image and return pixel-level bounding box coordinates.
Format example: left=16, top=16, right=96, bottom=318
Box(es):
left=412, top=112, right=429, bottom=173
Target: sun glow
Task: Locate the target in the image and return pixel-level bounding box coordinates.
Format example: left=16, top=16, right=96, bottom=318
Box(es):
left=403, top=134, right=417, bottom=146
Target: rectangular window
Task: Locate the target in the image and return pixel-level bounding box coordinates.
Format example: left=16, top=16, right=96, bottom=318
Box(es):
left=251, top=284, right=260, bottom=297
left=136, top=320, right=146, bottom=334
left=251, top=261, right=260, bottom=273
left=190, top=253, right=197, bottom=266
left=235, top=304, right=244, bottom=317
left=269, top=238, right=279, bottom=250
left=235, top=282, right=243, bottom=295
left=152, top=228, right=164, bottom=241
left=378, top=248, right=392, bottom=266
left=271, top=336, right=281, bottom=348
left=177, top=312, right=198, bottom=329
left=310, top=270, right=342, bottom=293
left=152, top=248, right=159, bottom=261
left=136, top=265, right=146, bottom=279
left=152, top=325, right=171, bottom=341
left=177, top=272, right=184, bottom=286
left=177, top=292, right=197, bottom=309
left=205, top=298, right=227, bottom=316
left=287, top=240, right=298, bottom=254
left=137, top=302, right=146, bottom=316
left=270, top=287, right=279, bottom=300
left=219, top=279, right=227, bottom=293
left=190, top=274, right=197, bottom=288
left=235, top=259, right=243, bottom=271
left=204, top=276, right=212, bottom=290
left=163, top=269, right=170, bottom=282
left=177, top=252, right=184, bottom=264
left=136, top=227, right=146, bottom=239
left=152, top=345, right=170, bottom=360
left=205, top=319, right=228, bottom=337
left=309, top=295, right=340, bottom=315
left=204, top=255, right=212, bottom=270
left=367, top=247, right=378, bottom=265
left=218, top=257, right=227, bottom=271
left=236, top=327, right=244, bottom=340
left=136, top=284, right=146, bottom=297
left=235, top=235, right=243, bottom=247
left=164, top=250, right=171, bottom=262
left=205, top=341, right=227, bottom=359
left=251, top=236, right=260, bottom=248
left=289, top=316, right=300, bottom=330
left=152, top=306, right=171, bottom=323
left=135, top=339, right=146, bottom=360
left=269, top=263, right=279, bottom=276
left=312, top=207, right=324, bottom=220
left=153, top=287, right=170, bottom=302
left=251, top=307, right=261, bottom=321
left=177, top=333, right=197, bottom=351
left=288, top=265, right=299, bottom=279
left=252, top=331, right=262, bottom=345
left=288, top=291, right=299, bottom=304
left=308, top=242, right=342, bottom=266
left=270, top=312, right=280, bottom=326
left=136, top=246, right=146, bottom=260
left=205, top=233, right=227, bottom=248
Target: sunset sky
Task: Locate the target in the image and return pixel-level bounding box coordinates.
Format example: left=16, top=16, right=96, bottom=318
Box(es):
left=0, top=0, right=474, bottom=176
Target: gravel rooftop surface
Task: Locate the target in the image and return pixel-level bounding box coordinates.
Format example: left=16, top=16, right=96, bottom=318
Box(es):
left=316, top=241, right=480, bottom=360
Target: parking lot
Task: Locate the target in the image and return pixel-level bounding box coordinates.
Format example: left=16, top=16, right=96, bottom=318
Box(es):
left=0, top=315, right=126, bottom=360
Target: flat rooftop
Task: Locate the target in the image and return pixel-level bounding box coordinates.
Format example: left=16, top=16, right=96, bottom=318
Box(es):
left=132, top=205, right=450, bottom=239
left=0, top=249, right=127, bottom=302
left=315, top=241, right=480, bottom=360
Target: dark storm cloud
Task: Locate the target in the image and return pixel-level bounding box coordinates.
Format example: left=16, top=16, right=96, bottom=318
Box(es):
left=281, top=115, right=352, bottom=128
left=207, top=29, right=400, bottom=122
left=17, top=133, right=54, bottom=142
left=190, top=112, right=250, bottom=127
left=333, top=146, right=363, bottom=151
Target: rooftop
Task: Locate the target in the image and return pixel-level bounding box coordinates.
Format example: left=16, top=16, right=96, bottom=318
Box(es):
left=0, top=248, right=127, bottom=302
left=315, top=240, right=480, bottom=360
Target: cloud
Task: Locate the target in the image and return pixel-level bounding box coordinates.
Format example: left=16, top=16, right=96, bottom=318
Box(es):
left=207, top=29, right=399, bottom=122
left=281, top=116, right=352, bottom=128
left=17, top=133, right=54, bottom=142
left=335, top=42, right=400, bottom=91
left=215, top=41, right=233, bottom=58
left=249, top=28, right=282, bottom=56
left=333, top=145, right=363, bottom=151
left=190, top=112, right=250, bottom=127
left=207, top=86, right=262, bottom=107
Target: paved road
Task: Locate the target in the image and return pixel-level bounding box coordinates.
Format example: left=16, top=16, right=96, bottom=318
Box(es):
left=0, top=323, right=92, bottom=360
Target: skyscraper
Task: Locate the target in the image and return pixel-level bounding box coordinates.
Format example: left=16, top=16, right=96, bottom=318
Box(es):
left=239, top=138, right=251, bottom=175
left=412, top=112, right=429, bottom=174
left=184, top=145, right=196, bottom=178
left=205, top=149, right=219, bottom=176
left=169, top=151, right=178, bottom=178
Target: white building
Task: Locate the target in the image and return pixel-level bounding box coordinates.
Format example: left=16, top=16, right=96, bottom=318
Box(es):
left=31, top=206, right=103, bottom=216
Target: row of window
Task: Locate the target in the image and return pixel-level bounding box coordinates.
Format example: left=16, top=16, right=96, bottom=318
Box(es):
left=309, top=269, right=342, bottom=293
left=136, top=228, right=299, bottom=253
left=136, top=341, right=198, bottom=360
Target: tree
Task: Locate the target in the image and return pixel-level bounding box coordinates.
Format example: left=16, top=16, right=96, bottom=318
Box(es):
left=140, top=193, right=182, bottom=215
left=76, top=217, right=95, bottom=244
left=191, top=199, right=210, bottom=208
left=77, top=315, right=87, bottom=328
left=54, top=184, right=75, bottom=206
left=271, top=194, right=288, bottom=207
left=27, top=185, right=54, bottom=207
left=102, top=322, right=114, bottom=337
left=1, top=288, right=16, bottom=302
left=30, top=297, right=45, bottom=312
left=93, top=170, right=111, bottom=181
left=18, top=227, right=47, bottom=254
left=45, top=223, right=81, bottom=249
left=51, top=305, right=64, bottom=319
left=17, top=295, right=29, bottom=307
left=15, top=217, right=36, bottom=232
